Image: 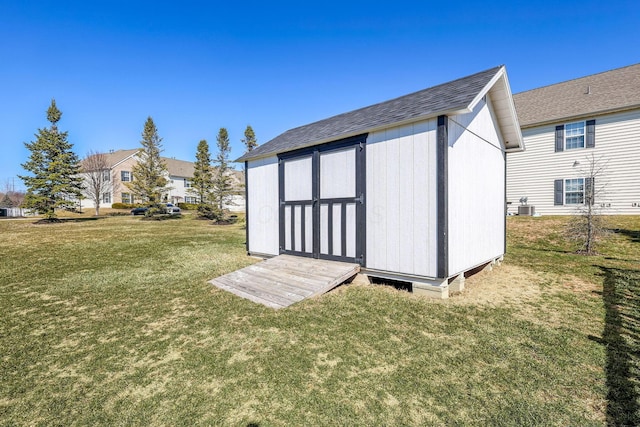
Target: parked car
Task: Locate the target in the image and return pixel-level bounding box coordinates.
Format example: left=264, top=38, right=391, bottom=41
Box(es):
left=131, top=207, right=148, bottom=215
left=164, top=203, right=181, bottom=214
left=131, top=204, right=181, bottom=215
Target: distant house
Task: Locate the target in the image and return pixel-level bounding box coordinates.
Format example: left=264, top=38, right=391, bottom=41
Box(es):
left=238, top=66, right=523, bottom=298
left=0, top=207, right=28, bottom=218
left=82, top=149, right=244, bottom=211
left=507, top=63, right=640, bottom=214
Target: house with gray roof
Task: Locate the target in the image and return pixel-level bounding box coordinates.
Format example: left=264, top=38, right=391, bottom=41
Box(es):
left=238, top=66, right=523, bottom=298
left=507, top=63, right=640, bottom=215
left=82, top=149, right=244, bottom=211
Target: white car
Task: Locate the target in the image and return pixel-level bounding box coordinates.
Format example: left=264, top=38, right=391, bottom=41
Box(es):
left=163, top=203, right=181, bottom=214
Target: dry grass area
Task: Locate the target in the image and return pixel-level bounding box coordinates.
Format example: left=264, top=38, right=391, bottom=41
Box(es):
left=451, top=264, right=544, bottom=306
left=0, top=214, right=638, bottom=426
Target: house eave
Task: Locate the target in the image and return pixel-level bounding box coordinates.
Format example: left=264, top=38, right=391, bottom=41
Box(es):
left=519, top=103, right=640, bottom=130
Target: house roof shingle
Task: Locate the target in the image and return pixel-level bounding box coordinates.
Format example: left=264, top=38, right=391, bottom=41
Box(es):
left=102, top=149, right=193, bottom=177
left=164, top=157, right=194, bottom=178
left=238, top=65, right=517, bottom=161
left=103, top=149, right=138, bottom=167
left=101, top=149, right=242, bottom=187
left=514, top=63, right=640, bottom=128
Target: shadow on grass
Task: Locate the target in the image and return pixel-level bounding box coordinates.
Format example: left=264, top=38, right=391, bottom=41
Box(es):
left=34, top=217, right=101, bottom=224
left=599, top=266, right=640, bottom=426
left=516, top=246, right=575, bottom=255
left=610, top=228, right=640, bottom=244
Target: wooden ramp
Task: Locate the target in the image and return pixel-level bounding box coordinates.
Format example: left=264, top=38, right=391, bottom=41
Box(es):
left=209, top=255, right=360, bottom=309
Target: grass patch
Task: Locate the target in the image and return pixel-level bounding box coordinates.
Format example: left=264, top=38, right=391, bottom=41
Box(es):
left=0, top=215, right=638, bottom=425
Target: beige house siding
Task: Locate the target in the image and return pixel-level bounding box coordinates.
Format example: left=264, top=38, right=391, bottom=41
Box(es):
left=112, top=155, right=140, bottom=204
left=507, top=108, right=640, bottom=215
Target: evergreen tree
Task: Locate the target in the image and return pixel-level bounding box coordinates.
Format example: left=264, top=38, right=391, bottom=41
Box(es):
left=19, top=99, right=83, bottom=220
left=127, top=117, right=169, bottom=207
left=242, top=125, right=258, bottom=152
left=0, top=193, right=14, bottom=208
left=190, top=139, right=215, bottom=216
left=212, top=127, right=233, bottom=212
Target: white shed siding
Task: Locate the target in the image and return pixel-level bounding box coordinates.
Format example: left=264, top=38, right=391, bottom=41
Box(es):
left=366, top=119, right=438, bottom=277
left=507, top=109, right=640, bottom=215
left=284, top=156, right=313, bottom=201
left=448, top=98, right=506, bottom=275
left=247, top=156, right=279, bottom=256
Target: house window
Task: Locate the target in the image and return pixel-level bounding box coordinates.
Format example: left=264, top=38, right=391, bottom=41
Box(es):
left=121, top=171, right=131, bottom=182
left=185, top=196, right=198, bottom=203
left=555, top=120, right=595, bottom=152
left=184, top=179, right=192, bottom=188
left=564, top=121, right=585, bottom=150
left=102, top=192, right=111, bottom=204
left=103, top=170, right=110, bottom=182
left=565, top=178, right=584, bottom=204
left=121, top=192, right=132, bottom=204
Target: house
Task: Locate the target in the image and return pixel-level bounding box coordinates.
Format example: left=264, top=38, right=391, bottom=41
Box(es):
left=0, top=208, right=29, bottom=217
left=507, top=63, right=640, bottom=215
left=238, top=66, right=523, bottom=298
left=82, top=149, right=245, bottom=211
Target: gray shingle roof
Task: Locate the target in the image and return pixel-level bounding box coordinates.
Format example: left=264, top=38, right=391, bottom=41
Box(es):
left=103, top=149, right=195, bottom=177
left=102, top=149, right=242, bottom=188
left=514, top=63, right=640, bottom=128
left=164, top=157, right=194, bottom=178
left=238, top=66, right=504, bottom=161
left=103, top=149, right=139, bottom=167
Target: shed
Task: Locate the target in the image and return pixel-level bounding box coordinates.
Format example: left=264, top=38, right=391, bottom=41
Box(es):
left=238, top=66, right=524, bottom=297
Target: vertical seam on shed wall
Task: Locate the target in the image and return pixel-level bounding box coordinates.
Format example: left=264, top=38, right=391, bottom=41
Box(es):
left=278, top=159, right=285, bottom=253
left=437, top=115, right=449, bottom=279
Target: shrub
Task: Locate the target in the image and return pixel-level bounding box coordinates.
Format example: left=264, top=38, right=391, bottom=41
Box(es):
left=111, top=202, right=145, bottom=210
left=177, top=203, right=198, bottom=211
left=197, top=204, right=224, bottom=221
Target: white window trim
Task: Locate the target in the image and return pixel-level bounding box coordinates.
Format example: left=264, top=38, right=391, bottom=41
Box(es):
left=564, top=121, right=586, bottom=150
left=121, top=192, right=132, bottom=204
left=121, top=170, right=131, bottom=182
left=564, top=177, right=585, bottom=205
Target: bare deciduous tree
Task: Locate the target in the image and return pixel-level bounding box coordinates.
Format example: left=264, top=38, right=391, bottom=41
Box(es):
left=2, top=179, right=25, bottom=207
left=81, top=151, right=117, bottom=216
left=566, top=153, right=610, bottom=255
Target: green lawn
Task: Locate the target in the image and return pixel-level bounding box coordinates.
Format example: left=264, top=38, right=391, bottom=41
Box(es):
left=0, top=214, right=638, bottom=426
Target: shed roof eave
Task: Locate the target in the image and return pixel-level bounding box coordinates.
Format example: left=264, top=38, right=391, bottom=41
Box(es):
left=482, top=67, right=524, bottom=151
left=236, top=106, right=476, bottom=163
left=505, top=145, right=525, bottom=153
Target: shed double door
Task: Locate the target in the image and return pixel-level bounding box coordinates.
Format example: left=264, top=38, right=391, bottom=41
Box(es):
left=279, top=137, right=366, bottom=265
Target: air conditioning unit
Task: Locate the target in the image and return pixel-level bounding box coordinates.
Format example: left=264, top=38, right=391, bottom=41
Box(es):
left=518, top=205, right=535, bottom=216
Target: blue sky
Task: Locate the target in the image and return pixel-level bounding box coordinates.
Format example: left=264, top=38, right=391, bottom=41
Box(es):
left=1, top=0, right=638, bottom=190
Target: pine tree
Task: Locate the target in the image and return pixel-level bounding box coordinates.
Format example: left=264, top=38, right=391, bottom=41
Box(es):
left=19, top=99, right=83, bottom=220
left=190, top=139, right=215, bottom=208
left=212, top=127, right=233, bottom=213
left=0, top=194, right=14, bottom=208
left=127, top=117, right=169, bottom=208
left=242, top=125, right=258, bottom=152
